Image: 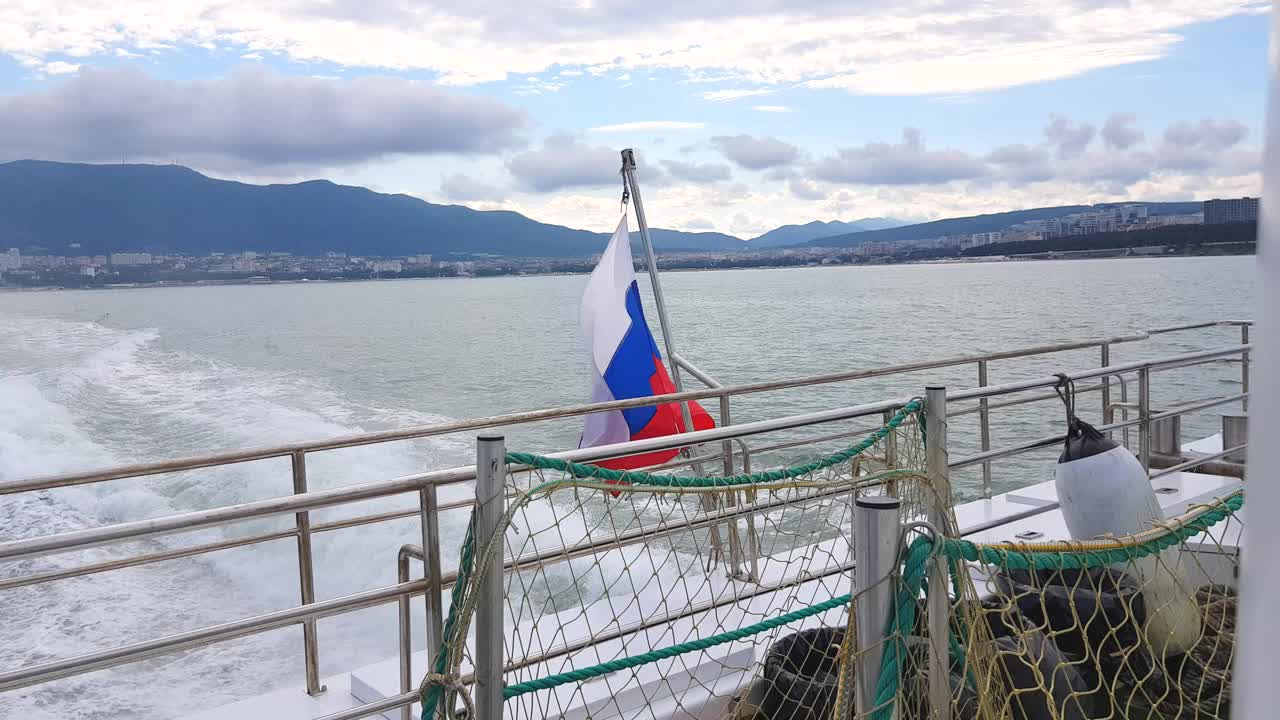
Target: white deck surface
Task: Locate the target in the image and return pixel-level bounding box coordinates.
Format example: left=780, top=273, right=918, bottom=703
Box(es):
left=1183, top=432, right=1224, bottom=455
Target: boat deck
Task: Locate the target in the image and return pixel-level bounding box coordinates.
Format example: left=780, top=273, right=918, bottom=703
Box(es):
left=191, top=445, right=1242, bottom=720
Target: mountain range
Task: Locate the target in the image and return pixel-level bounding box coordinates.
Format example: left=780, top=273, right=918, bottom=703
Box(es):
left=0, top=160, right=1203, bottom=258
left=808, top=202, right=1203, bottom=248
left=748, top=218, right=908, bottom=247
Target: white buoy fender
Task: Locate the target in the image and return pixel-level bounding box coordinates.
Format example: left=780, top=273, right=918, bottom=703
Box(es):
left=1054, top=418, right=1201, bottom=656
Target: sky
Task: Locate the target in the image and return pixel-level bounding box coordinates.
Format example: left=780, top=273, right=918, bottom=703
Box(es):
left=0, top=1, right=1272, bottom=238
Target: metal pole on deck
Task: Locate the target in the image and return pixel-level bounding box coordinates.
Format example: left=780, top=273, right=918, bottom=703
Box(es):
left=853, top=496, right=902, bottom=716
left=620, top=149, right=696, bottom=420
left=475, top=436, right=506, bottom=720
left=621, top=148, right=729, bottom=568
left=291, top=450, right=326, bottom=696
left=924, top=386, right=951, bottom=720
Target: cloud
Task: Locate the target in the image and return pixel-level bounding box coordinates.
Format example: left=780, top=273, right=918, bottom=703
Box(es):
left=702, top=88, right=773, bottom=102
left=663, top=159, right=732, bottom=183
left=711, top=134, right=800, bottom=170
left=813, top=128, right=988, bottom=185
left=1157, top=118, right=1251, bottom=171
left=1057, top=150, right=1159, bottom=187
left=1163, top=118, right=1249, bottom=152
left=1101, top=113, right=1144, bottom=150
left=0, top=66, right=527, bottom=171
left=3, top=0, right=1256, bottom=94
left=984, top=143, right=1053, bottom=182
left=729, top=211, right=767, bottom=236
left=799, top=115, right=1256, bottom=200
left=1044, top=114, right=1096, bottom=158
left=502, top=113, right=1259, bottom=236
left=589, top=121, right=704, bottom=133
left=788, top=177, right=826, bottom=200
left=753, top=105, right=793, bottom=113
left=682, top=217, right=716, bottom=230
left=42, top=61, right=80, bottom=75
left=506, top=135, right=620, bottom=192
left=439, top=172, right=501, bottom=201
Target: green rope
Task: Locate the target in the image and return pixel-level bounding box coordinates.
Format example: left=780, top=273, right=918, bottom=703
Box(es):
left=942, top=492, right=1243, bottom=571
left=871, top=533, right=933, bottom=720
left=420, top=518, right=477, bottom=720
left=502, top=593, right=852, bottom=699
left=505, top=399, right=922, bottom=487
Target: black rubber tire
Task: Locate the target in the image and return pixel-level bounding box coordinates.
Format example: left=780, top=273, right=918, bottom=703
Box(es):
left=761, top=627, right=845, bottom=720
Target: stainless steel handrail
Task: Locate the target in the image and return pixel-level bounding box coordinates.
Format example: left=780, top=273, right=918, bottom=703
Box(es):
left=0, top=341, right=1251, bottom=591
left=0, top=579, right=430, bottom=692
left=3, top=323, right=1237, bottom=496
left=0, top=325, right=1252, bottom=714
left=1, top=344, right=1247, bottom=576
left=945, top=345, right=1250, bottom=403
left=1150, top=444, right=1249, bottom=478
left=0, top=396, right=912, bottom=564
left=950, top=392, right=1248, bottom=470
left=398, top=544, right=425, bottom=720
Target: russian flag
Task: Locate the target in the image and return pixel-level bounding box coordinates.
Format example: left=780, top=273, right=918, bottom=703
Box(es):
left=580, top=216, right=715, bottom=470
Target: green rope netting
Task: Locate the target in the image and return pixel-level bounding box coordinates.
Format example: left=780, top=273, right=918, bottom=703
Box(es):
left=420, top=399, right=922, bottom=719
left=869, top=491, right=1244, bottom=720
left=419, top=388, right=1240, bottom=720
left=505, top=398, right=922, bottom=487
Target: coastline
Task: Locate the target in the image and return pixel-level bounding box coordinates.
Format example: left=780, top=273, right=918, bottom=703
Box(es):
left=0, top=248, right=1255, bottom=293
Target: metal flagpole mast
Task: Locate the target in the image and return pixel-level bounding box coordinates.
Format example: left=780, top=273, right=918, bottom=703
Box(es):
left=621, top=149, right=733, bottom=570
left=620, top=148, right=695, bottom=421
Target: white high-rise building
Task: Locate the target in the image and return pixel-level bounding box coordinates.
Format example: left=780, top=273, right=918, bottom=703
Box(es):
left=0, top=248, right=20, bottom=270
left=110, top=252, right=152, bottom=266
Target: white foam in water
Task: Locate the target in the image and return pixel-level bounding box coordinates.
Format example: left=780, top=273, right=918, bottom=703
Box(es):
left=0, top=313, right=476, bottom=719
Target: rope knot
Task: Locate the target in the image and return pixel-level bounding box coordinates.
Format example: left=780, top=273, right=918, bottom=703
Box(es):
left=419, top=672, right=474, bottom=720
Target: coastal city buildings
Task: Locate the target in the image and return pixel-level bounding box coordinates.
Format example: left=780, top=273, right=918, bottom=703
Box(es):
left=1204, top=197, right=1259, bottom=225
left=0, top=200, right=1256, bottom=287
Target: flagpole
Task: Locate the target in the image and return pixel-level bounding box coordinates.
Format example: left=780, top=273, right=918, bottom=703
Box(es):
left=620, top=149, right=694, bottom=407
left=622, top=149, right=737, bottom=572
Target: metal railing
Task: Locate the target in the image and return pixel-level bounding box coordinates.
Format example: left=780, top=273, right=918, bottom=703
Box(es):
left=0, top=321, right=1252, bottom=719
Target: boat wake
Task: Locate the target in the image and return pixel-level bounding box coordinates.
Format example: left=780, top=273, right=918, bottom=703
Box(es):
left=0, top=312, right=476, bottom=719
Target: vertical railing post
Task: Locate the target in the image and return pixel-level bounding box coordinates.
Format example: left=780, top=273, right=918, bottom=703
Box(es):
left=291, top=450, right=325, bottom=696
left=420, top=485, right=444, bottom=719
left=882, top=409, right=898, bottom=468
left=474, top=436, right=506, bottom=720
left=1100, top=343, right=1112, bottom=437
left=1119, top=376, right=1132, bottom=450
left=882, top=407, right=900, bottom=497
left=398, top=547, right=416, bottom=720
left=923, top=386, right=951, bottom=720
left=977, top=360, right=992, bottom=498
left=1138, top=368, right=1152, bottom=473
left=720, top=395, right=756, bottom=581
left=853, top=496, right=902, bottom=716
left=1151, top=415, right=1182, bottom=457
left=1241, top=323, right=1251, bottom=412
left=1223, top=414, right=1249, bottom=463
